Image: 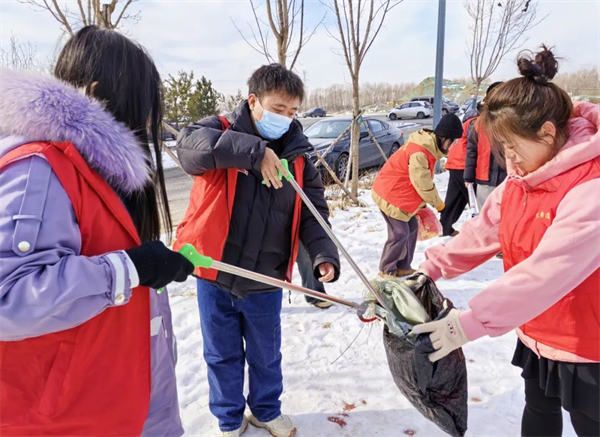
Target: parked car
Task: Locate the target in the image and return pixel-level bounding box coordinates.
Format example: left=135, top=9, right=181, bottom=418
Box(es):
left=304, top=117, right=405, bottom=180
left=149, top=129, right=177, bottom=142
left=387, top=101, right=432, bottom=120
left=302, top=108, right=327, bottom=118
left=460, top=96, right=482, bottom=112
left=456, top=96, right=482, bottom=123
left=411, top=95, right=459, bottom=115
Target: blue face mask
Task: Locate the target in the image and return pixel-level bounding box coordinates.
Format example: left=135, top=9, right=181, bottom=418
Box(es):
left=254, top=100, right=293, bottom=140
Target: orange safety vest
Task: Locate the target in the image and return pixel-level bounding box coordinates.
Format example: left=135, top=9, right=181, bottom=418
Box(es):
left=373, top=142, right=437, bottom=215
left=0, top=142, right=151, bottom=436
left=500, top=156, right=600, bottom=361
left=474, top=121, right=492, bottom=182
left=446, top=118, right=476, bottom=171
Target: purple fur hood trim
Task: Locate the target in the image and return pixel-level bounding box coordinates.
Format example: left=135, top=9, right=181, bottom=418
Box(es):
left=0, top=68, right=150, bottom=193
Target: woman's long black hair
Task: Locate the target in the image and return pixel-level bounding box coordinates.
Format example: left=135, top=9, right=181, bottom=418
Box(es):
left=54, top=26, right=172, bottom=242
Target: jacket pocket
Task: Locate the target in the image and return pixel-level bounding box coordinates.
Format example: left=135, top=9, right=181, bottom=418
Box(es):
left=38, top=341, right=74, bottom=416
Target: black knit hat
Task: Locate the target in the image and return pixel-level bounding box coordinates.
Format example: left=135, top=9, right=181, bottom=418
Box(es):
left=434, top=113, right=463, bottom=140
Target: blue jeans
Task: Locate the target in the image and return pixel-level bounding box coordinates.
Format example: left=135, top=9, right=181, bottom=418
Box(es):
left=197, top=280, right=283, bottom=432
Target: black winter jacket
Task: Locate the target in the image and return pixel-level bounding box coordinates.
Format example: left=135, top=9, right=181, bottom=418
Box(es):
left=177, top=101, right=340, bottom=297
left=463, top=121, right=507, bottom=187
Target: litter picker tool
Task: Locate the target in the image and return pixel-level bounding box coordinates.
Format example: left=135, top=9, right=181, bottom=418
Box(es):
left=467, top=184, right=479, bottom=217
left=178, top=244, right=374, bottom=320
left=265, top=159, right=393, bottom=315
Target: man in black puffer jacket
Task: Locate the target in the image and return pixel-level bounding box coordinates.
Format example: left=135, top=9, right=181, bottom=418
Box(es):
left=463, top=82, right=506, bottom=211
left=175, top=64, right=340, bottom=437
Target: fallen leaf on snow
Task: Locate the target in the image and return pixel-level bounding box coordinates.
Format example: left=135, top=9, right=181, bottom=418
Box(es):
left=343, top=402, right=356, bottom=411
left=327, top=417, right=346, bottom=428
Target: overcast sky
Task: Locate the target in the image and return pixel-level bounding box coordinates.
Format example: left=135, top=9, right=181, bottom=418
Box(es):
left=1, top=0, right=599, bottom=95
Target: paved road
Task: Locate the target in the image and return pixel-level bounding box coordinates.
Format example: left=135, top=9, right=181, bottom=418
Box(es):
left=165, top=114, right=434, bottom=227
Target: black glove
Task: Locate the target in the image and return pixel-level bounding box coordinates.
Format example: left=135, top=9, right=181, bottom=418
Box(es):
left=126, top=241, right=194, bottom=289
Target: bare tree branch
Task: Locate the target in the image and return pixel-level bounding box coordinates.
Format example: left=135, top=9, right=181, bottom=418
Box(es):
left=236, top=0, right=323, bottom=70
left=49, top=0, right=73, bottom=34
left=330, top=0, right=353, bottom=72
left=76, top=0, right=87, bottom=26
left=361, top=0, right=403, bottom=65
left=19, top=0, right=74, bottom=34
left=233, top=0, right=278, bottom=64
left=265, top=0, right=281, bottom=39
left=289, top=0, right=305, bottom=70
left=325, top=0, right=401, bottom=198
left=232, top=18, right=274, bottom=63
left=19, top=0, right=138, bottom=32
left=467, top=0, right=545, bottom=94
left=114, top=0, right=134, bottom=28
left=287, top=0, right=298, bottom=53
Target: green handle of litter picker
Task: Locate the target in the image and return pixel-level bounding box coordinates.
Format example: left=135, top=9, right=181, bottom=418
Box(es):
left=178, top=244, right=214, bottom=269
left=261, top=158, right=291, bottom=184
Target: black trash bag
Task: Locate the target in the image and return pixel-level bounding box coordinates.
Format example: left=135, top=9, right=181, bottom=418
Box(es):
left=380, top=276, right=468, bottom=437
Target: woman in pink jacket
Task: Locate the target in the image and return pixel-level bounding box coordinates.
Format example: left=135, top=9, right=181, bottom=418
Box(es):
left=413, top=47, right=599, bottom=436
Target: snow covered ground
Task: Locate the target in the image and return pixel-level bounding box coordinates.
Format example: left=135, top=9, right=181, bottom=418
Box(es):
left=168, top=171, right=578, bottom=437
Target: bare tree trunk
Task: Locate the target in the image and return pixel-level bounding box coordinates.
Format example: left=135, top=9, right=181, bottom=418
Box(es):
left=344, top=134, right=354, bottom=189
left=99, top=3, right=111, bottom=28
left=313, top=151, right=363, bottom=205
left=350, top=77, right=360, bottom=197
left=472, top=80, right=482, bottom=108
left=277, top=41, right=287, bottom=67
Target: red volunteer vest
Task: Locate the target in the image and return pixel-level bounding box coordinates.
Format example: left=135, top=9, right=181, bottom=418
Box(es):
left=373, top=142, right=438, bottom=214
left=174, top=117, right=305, bottom=282
left=0, top=142, right=150, bottom=436
left=500, top=157, right=600, bottom=361
left=446, top=118, right=476, bottom=171
left=474, top=121, right=492, bottom=182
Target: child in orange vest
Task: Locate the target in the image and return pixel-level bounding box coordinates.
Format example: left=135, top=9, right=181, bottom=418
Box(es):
left=414, top=46, right=599, bottom=436
left=372, top=114, right=463, bottom=277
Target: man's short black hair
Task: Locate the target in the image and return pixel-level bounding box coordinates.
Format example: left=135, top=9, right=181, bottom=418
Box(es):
left=248, top=64, right=304, bottom=102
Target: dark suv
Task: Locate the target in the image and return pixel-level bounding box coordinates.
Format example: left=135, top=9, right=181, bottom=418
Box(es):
left=302, top=108, right=327, bottom=118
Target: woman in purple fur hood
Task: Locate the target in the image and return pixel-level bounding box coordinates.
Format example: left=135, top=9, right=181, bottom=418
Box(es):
left=0, top=27, right=193, bottom=436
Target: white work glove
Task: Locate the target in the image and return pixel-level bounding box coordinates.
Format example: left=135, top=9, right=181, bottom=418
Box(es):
left=412, top=307, right=469, bottom=362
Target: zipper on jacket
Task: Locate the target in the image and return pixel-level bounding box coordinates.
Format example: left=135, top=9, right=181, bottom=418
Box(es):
left=507, top=185, right=529, bottom=254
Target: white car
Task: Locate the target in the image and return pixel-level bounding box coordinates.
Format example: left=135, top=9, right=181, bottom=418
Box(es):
left=387, top=101, right=432, bottom=120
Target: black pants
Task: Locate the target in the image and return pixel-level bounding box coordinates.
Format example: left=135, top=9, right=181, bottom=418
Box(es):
left=440, top=169, right=471, bottom=236
left=522, top=378, right=600, bottom=437
left=297, top=243, right=327, bottom=304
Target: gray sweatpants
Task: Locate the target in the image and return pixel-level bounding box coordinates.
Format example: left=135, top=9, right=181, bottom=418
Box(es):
left=379, top=211, right=418, bottom=275
left=476, top=185, right=496, bottom=211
